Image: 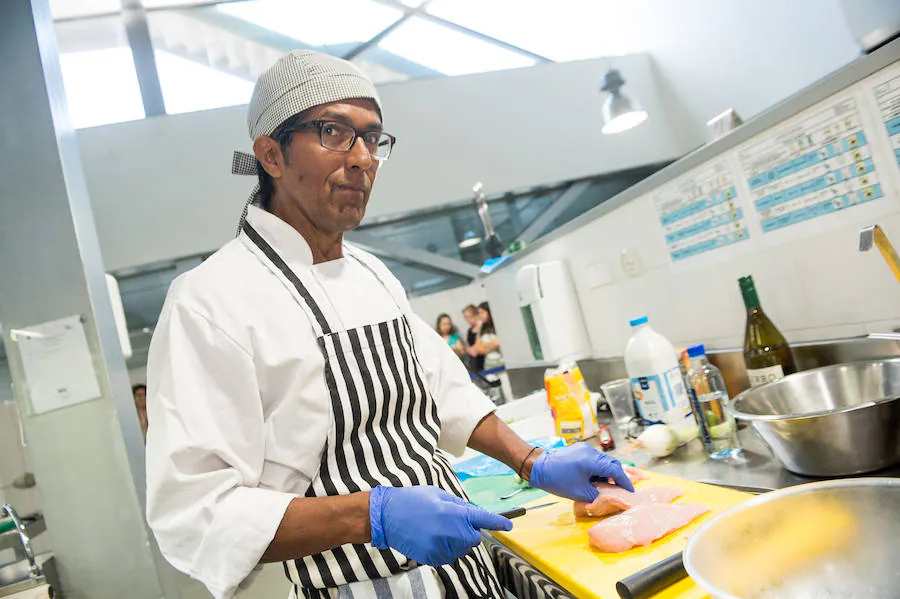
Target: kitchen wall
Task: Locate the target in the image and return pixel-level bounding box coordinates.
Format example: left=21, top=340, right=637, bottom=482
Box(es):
left=480, top=50, right=900, bottom=370
left=128, top=365, right=147, bottom=387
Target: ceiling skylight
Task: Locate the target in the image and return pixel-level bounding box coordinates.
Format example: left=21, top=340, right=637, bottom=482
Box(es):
left=427, top=0, right=628, bottom=62
left=377, top=16, right=536, bottom=76
left=154, top=51, right=255, bottom=114
left=217, top=0, right=403, bottom=49
left=59, top=48, right=145, bottom=128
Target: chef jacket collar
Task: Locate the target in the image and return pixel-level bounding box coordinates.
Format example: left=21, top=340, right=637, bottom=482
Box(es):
left=244, top=204, right=316, bottom=270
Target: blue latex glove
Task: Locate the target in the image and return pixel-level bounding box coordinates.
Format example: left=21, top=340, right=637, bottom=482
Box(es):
left=529, top=442, right=634, bottom=502
left=369, top=485, right=512, bottom=566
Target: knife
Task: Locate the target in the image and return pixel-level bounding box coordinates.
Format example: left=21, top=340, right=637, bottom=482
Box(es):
left=496, top=501, right=558, bottom=520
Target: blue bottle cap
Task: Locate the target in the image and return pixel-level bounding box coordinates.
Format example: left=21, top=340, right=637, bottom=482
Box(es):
left=687, top=344, right=706, bottom=358
left=629, top=316, right=649, bottom=327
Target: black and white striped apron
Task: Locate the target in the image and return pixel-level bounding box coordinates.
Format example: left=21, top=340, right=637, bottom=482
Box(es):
left=243, top=222, right=503, bottom=599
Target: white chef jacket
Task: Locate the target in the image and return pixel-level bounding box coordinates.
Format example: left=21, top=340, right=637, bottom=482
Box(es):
left=145, top=205, right=496, bottom=599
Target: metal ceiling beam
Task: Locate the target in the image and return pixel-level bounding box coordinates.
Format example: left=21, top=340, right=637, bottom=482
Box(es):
left=516, top=179, right=592, bottom=244
left=418, top=14, right=553, bottom=63
left=184, top=6, right=313, bottom=53
left=345, top=230, right=482, bottom=278
left=122, top=0, right=166, bottom=116
left=370, top=0, right=554, bottom=63
left=181, top=6, right=443, bottom=80
left=341, top=12, right=412, bottom=61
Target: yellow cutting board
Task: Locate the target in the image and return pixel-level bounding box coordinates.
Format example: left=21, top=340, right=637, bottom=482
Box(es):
left=491, top=471, right=752, bottom=599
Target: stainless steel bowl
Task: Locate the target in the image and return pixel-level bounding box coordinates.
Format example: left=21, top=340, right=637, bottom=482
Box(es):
left=684, top=478, right=900, bottom=599
left=732, top=359, right=900, bottom=475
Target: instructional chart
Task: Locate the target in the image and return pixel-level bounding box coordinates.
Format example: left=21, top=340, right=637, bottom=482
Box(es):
left=737, top=97, right=884, bottom=233
left=655, top=160, right=750, bottom=261
left=873, top=71, right=900, bottom=169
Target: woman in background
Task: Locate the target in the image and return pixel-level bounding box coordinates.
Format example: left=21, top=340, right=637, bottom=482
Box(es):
left=132, top=383, right=149, bottom=444
left=461, top=304, right=483, bottom=373
left=435, top=313, right=465, bottom=358
left=469, top=302, right=503, bottom=369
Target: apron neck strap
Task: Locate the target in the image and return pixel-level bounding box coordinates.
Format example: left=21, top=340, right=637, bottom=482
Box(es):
left=242, top=221, right=333, bottom=336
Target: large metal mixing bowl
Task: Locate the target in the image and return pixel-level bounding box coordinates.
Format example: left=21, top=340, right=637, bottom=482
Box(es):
left=732, top=358, right=900, bottom=475
left=684, top=479, right=900, bottom=599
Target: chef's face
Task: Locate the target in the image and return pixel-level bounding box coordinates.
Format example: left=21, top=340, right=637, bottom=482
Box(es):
left=276, top=98, right=382, bottom=234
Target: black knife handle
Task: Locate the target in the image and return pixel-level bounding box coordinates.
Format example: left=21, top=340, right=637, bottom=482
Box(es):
left=615, top=551, right=687, bottom=599
left=496, top=507, right=526, bottom=519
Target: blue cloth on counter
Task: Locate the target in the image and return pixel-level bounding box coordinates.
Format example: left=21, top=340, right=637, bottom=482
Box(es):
left=453, top=436, right=566, bottom=481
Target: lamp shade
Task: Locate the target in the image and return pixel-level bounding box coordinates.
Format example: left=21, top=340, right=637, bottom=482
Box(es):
left=600, top=69, right=648, bottom=134
left=458, top=230, right=482, bottom=248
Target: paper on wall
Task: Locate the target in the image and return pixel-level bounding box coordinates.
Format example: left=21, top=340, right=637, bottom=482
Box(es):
left=654, top=158, right=751, bottom=262
left=735, top=94, right=885, bottom=233
left=14, top=315, right=101, bottom=415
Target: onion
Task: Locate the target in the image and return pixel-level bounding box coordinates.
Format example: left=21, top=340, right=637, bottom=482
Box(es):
left=671, top=423, right=699, bottom=446
left=635, top=424, right=680, bottom=458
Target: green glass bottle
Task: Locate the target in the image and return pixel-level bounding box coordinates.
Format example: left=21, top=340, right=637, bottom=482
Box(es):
left=739, top=275, right=797, bottom=386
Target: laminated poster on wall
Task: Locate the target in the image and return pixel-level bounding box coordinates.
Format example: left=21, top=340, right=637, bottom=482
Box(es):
left=653, top=158, right=752, bottom=262
left=13, top=314, right=102, bottom=415
left=735, top=88, right=888, bottom=235
left=866, top=60, right=900, bottom=177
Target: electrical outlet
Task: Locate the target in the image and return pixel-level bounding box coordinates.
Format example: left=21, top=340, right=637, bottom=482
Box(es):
left=620, top=247, right=645, bottom=278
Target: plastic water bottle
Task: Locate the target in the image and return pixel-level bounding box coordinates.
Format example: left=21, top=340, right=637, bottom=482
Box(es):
left=624, top=316, right=693, bottom=428
left=685, top=344, right=742, bottom=460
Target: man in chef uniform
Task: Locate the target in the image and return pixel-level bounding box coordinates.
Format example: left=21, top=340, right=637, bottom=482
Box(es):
left=145, top=50, right=633, bottom=599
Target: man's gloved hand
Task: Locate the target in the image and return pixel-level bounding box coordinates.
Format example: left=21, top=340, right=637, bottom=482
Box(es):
left=528, top=442, right=634, bottom=502
left=369, top=485, right=512, bottom=566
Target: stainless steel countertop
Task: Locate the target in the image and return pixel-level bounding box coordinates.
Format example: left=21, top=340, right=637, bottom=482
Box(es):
left=595, top=414, right=900, bottom=491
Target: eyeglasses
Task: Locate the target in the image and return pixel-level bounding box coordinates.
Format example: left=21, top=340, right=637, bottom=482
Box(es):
left=289, top=120, right=396, bottom=161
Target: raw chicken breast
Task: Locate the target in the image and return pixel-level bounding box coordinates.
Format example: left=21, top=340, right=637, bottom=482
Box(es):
left=623, top=466, right=647, bottom=483
left=588, top=503, right=711, bottom=553
left=573, top=485, right=684, bottom=518
left=601, top=465, right=648, bottom=487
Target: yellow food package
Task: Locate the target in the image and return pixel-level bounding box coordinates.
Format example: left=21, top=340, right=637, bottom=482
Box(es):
left=544, top=365, right=598, bottom=444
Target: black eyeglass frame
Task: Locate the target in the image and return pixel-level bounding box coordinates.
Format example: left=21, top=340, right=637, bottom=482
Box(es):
left=288, top=119, right=397, bottom=161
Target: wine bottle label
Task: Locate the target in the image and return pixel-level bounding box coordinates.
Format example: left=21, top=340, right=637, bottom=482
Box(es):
left=747, top=365, right=785, bottom=386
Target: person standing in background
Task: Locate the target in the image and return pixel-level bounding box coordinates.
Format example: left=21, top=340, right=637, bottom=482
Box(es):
left=470, top=302, right=503, bottom=370
left=132, top=383, right=149, bottom=443
left=462, top=304, right=484, bottom=373
left=435, top=313, right=465, bottom=359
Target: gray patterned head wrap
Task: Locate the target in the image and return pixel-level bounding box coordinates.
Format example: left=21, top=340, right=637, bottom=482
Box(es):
left=233, top=50, right=382, bottom=233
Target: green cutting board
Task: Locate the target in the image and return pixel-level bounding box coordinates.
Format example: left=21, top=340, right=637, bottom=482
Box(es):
left=462, top=475, right=548, bottom=513
left=0, top=518, right=14, bottom=534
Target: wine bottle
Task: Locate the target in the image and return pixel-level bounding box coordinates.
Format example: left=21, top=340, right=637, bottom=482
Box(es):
left=739, top=275, right=797, bottom=386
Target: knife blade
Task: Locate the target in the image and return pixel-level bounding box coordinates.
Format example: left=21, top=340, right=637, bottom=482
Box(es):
left=496, top=501, right=558, bottom=520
